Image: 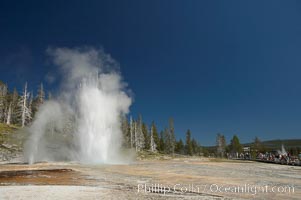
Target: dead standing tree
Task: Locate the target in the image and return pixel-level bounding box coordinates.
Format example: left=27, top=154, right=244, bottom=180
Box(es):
left=19, top=82, right=32, bottom=127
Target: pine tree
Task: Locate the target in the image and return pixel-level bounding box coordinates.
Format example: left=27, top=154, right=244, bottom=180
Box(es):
left=251, top=136, right=265, bottom=158
left=0, top=81, right=51, bottom=126
left=121, top=115, right=130, bottom=147
left=0, top=81, right=8, bottom=123
left=252, top=136, right=265, bottom=152
left=134, top=120, right=138, bottom=151
left=142, top=123, right=150, bottom=150
left=197, top=141, right=202, bottom=156
left=175, top=139, right=184, bottom=154
left=229, top=135, right=243, bottom=155
left=185, top=129, right=193, bottom=156
left=163, top=127, right=171, bottom=154
left=169, top=118, right=176, bottom=155
left=10, top=88, right=19, bottom=124
left=130, top=116, right=134, bottom=148
left=135, top=115, right=145, bottom=151
left=216, top=133, right=226, bottom=157
left=191, top=138, right=198, bottom=155
left=159, top=131, right=165, bottom=152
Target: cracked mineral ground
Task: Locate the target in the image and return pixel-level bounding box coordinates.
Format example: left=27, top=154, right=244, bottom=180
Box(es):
left=0, top=157, right=300, bottom=200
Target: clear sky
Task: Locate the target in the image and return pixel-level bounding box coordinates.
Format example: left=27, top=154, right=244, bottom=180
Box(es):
left=1, top=0, right=301, bottom=145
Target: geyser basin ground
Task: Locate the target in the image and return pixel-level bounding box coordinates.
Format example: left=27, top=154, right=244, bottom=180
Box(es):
left=0, top=158, right=300, bottom=200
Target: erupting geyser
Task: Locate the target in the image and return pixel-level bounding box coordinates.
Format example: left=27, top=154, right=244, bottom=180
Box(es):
left=24, top=47, right=132, bottom=164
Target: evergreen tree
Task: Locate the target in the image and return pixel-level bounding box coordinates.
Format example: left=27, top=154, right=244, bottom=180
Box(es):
left=163, top=127, right=171, bottom=154
left=134, top=120, right=138, bottom=151
left=175, top=139, right=184, bottom=154
left=202, top=147, right=209, bottom=157
left=197, top=141, right=202, bottom=156
left=169, top=118, right=176, bottom=154
left=10, top=88, right=19, bottom=124
left=185, top=129, right=193, bottom=156
left=130, top=116, right=134, bottom=148
left=191, top=138, right=198, bottom=155
left=251, top=136, right=265, bottom=158
left=121, top=115, right=130, bottom=147
left=0, top=81, right=49, bottom=126
left=135, top=115, right=145, bottom=151
left=142, top=123, right=149, bottom=150
left=216, top=133, right=226, bottom=157
left=252, top=136, right=265, bottom=152
left=30, top=83, right=46, bottom=118
left=159, top=131, right=165, bottom=152
left=229, top=135, right=243, bottom=155
left=0, top=81, right=8, bottom=123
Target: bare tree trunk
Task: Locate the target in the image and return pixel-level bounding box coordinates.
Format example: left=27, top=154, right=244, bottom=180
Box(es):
left=130, top=116, right=133, bottom=148
left=20, top=82, right=31, bottom=127
left=38, top=83, right=45, bottom=105
left=150, top=126, right=156, bottom=152
left=6, top=103, right=11, bottom=125
left=21, top=83, right=27, bottom=127
left=134, top=121, right=138, bottom=152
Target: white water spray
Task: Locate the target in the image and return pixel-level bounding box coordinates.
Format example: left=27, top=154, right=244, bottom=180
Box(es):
left=277, top=144, right=287, bottom=156
left=24, top=47, right=132, bottom=164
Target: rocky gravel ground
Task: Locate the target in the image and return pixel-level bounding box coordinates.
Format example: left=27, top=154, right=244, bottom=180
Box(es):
left=0, top=157, right=300, bottom=199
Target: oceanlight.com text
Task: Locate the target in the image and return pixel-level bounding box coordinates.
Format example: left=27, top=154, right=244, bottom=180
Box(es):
left=137, top=183, right=295, bottom=196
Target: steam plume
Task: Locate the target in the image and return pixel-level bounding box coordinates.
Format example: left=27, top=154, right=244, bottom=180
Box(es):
left=24, top=47, right=132, bottom=164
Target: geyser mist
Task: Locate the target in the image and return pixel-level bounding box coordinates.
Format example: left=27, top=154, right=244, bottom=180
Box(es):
left=24, top=47, right=132, bottom=164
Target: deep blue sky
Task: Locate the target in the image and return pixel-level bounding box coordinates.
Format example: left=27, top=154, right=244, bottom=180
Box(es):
left=1, top=0, right=301, bottom=145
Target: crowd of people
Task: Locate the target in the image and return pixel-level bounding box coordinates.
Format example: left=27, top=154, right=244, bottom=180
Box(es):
left=256, top=151, right=301, bottom=165
left=226, top=149, right=301, bottom=166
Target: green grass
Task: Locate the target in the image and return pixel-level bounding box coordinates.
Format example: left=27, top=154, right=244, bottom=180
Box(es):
left=137, top=150, right=173, bottom=160
left=0, top=123, right=19, bottom=134
left=0, top=123, right=19, bottom=142
left=0, top=123, right=21, bottom=148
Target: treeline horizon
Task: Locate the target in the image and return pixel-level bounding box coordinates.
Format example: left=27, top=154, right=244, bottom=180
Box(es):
left=121, top=117, right=301, bottom=157
left=0, top=81, right=300, bottom=157
left=0, top=80, right=50, bottom=127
